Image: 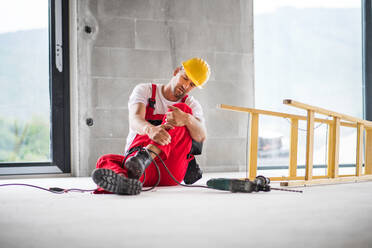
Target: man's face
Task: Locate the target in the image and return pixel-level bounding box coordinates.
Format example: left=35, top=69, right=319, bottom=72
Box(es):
left=171, top=69, right=197, bottom=99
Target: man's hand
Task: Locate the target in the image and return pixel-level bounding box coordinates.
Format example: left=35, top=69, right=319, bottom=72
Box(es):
left=145, top=124, right=174, bottom=146
left=165, top=105, right=190, bottom=127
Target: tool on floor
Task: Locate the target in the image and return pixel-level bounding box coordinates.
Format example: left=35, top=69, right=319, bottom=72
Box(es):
left=207, top=176, right=302, bottom=193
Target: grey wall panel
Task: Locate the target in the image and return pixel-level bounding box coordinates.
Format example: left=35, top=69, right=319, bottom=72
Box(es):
left=95, top=18, right=135, bottom=48
left=74, top=0, right=254, bottom=176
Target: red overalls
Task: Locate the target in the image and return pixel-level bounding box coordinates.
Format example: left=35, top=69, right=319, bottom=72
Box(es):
left=94, top=84, right=195, bottom=193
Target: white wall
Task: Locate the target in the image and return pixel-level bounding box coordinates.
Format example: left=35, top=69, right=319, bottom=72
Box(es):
left=70, top=0, right=255, bottom=176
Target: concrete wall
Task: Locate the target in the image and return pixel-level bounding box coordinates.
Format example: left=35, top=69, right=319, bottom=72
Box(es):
left=71, top=0, right=254, bottom=176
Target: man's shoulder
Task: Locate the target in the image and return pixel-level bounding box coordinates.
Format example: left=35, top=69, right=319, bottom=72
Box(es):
left=185, top=95, right=203, bottom=113
left=131, top=83, right=152, bottom=95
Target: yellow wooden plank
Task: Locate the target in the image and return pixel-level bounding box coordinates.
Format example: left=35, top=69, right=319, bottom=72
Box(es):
left=305, top=110, right=315, bottom=181
left=270, top=176, right=303, bottom=181
left=280, top=174, right=372, bottom=187
left=356, top=123, right=364, bottom=176
left=283, top=99, right=341, bottom=117
left=248, top=113, right=259, bottom=180
left=219, top=104, right=356, bottom=127
left=329, top=117, right=340, bottom=178
left=327, top=123, right=334, bottom=177
left=270, top=175, right=328, bottom=181
left=220, top=104, right=313, bottom=120
left=271, top=175, right=355, bottom=181
left=366, top=129, right=372, bottom=175
left=289, top=118, right=298, bottom=177
left=340, top=121, right=358, bottom=128
left=283, top=99, right=372, bottom=127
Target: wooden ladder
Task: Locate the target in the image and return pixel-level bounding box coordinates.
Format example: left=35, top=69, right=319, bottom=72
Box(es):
left=220, top=99, right=372, bottom=187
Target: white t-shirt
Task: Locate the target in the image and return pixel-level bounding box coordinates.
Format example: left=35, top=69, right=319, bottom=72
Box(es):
left=125, top=83, right=205, bottom=152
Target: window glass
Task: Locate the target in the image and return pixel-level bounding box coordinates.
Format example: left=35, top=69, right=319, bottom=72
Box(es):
left=0, top=0, right=50, bottom=162
left=254, top=0, right=362, bottom=167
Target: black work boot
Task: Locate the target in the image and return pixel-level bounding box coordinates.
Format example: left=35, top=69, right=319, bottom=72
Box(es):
left=124, top=149, right=152, bottom=179
left=184, top=158, right=203, bottom=184
left=92, top=168, right=142, bottom=195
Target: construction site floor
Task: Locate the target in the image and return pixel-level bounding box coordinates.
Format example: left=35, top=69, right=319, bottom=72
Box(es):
left=0, top=171, right=371, bottom=248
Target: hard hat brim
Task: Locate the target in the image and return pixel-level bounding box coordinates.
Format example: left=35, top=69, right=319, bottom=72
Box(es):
left=182, top=62, right=203, bottom=89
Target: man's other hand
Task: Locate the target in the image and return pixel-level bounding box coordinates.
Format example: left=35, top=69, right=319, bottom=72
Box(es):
left=166, top=105, right=190, bottom=127
left=145, top=124, right=174, bottom=146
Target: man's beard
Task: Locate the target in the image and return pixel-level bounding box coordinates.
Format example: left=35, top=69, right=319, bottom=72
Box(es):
left=172, top=86, right=186, bottom=99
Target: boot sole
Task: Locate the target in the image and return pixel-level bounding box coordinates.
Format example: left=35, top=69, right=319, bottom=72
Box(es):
left=92, top=168, right=142, bottom=195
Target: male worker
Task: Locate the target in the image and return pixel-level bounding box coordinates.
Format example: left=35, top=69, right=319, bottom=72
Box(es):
left=92, top=57, right=210, bottom=195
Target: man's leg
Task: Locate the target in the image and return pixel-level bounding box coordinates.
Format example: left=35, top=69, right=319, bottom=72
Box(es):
left=125, top=102, right=194, bottom=186
left=92, top=154, right=142, bottom=195
left=93, top=102, right=195, bottom=193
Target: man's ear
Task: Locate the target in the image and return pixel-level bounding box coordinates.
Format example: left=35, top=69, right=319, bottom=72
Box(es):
left=173, top=67, right=181, bottom=76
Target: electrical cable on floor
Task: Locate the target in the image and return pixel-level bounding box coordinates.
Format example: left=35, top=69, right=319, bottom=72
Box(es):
left=146, top=148, right=301, bottom=193
left=140, top=149, right=161, bottom=191
left=0, top=147, right=302, bottom=194
left=0, top=183, right=95, bottom=194
left=146, top=148, right=210, bottom=189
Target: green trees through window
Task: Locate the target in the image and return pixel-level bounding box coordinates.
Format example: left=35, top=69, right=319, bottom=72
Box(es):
left=0, top=1, right=50, bottom=163
left=0, top=116, right=50, bottom=162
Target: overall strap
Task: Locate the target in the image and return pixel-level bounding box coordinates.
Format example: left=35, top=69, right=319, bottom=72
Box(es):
left=145, top=84, right=188, bottom=124
left=151, top=84, right=157, bottom=101
left=145, top=84, right=157, bottom=120
left=145, top=84, right=164, bottom=122
left=181, top=95, right=188, bottom=103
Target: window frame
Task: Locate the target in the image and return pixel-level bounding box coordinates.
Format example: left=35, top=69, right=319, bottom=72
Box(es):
left=0, top=0, right=70, bottom=175
left=253, top=1, right=368, bottom=170
left=363, top=0, right=372, bottom=121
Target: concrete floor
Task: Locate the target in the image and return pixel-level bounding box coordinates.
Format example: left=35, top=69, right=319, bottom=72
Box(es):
left=0, top=172, right=371, bottom=248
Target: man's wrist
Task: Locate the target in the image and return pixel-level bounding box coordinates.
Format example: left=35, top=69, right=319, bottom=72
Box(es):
left=184, top=113, right=192, bottom=126
left=142, top=125, right=151, bottom=135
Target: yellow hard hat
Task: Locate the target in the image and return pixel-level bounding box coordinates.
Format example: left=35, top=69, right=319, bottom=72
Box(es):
left=182, top=57, right=210, bottom=88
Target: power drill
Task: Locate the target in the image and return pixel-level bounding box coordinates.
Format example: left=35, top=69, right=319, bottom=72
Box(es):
left=206, top=176, right=302, bottom=193
left=206, top=176, right=270, bottom=193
